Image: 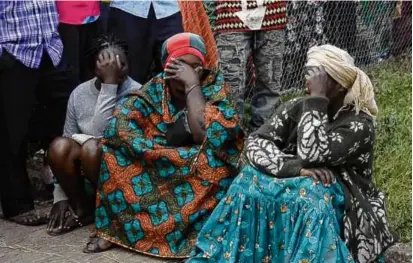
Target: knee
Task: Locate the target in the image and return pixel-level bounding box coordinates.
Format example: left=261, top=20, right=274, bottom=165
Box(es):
left=47, top=137, right=75, bottom=163
left=80, top=139, right=102, bottom=161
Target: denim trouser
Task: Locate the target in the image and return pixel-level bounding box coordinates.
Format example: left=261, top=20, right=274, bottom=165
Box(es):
left=216, top=30, right=285, bottom=131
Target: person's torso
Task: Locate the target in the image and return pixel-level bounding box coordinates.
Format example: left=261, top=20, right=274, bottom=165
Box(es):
left=282, top=98, right=374, bottom=175
left=56, top=0, right=100, bottom=25
left=110, top=0, right=180, bottom=19
left=0, top=0, right=62, bottom=68
left=73, top=77, right=140, bottom=136
left=216, top=0, right=287, bottom=33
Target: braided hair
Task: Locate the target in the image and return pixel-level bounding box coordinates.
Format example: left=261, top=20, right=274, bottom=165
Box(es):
left=85, top=34, right=129, bottom=72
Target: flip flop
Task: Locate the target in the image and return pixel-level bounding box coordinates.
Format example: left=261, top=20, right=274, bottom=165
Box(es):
left=83, top=237, right=113, bottom=253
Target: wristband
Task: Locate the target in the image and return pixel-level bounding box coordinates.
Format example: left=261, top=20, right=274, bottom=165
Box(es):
left=185, top=84, right=200, bottom=96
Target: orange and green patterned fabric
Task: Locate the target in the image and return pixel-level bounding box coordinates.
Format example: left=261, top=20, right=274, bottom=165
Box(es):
left=95, top=69, right=244, bottom=258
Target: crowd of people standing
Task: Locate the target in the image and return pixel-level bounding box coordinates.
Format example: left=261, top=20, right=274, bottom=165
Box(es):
left=0, top=0, right=409, bottom=262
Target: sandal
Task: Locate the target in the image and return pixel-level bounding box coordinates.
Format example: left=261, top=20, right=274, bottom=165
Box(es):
left=48, top=206, right=93, bottom=236
left=83, top=237, right=113, bottom=253
left=9, top=209, right=49, bottom=226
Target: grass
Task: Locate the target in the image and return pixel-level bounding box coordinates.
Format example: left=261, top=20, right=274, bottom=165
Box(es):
left=368, top=55, right=412, bottom=243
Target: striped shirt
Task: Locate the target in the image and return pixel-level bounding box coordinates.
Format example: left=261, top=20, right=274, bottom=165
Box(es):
left=215, top=0, right=287, bottom=33
left=0, top=1, right=63, bottom=69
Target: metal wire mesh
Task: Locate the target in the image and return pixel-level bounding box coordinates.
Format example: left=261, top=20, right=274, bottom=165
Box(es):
left=184, top=0, right=411, bottom=101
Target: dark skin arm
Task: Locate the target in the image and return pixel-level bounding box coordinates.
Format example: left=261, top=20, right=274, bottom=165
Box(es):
left=186, top=85, right=206, bottom=144
left=165, top=58, right=206, bottom=144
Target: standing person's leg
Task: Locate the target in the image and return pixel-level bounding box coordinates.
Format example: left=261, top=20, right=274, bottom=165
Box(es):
left=250, top=30, right=285, bottom=130
left=37, top=56, right=78, bottom=150
left=0, top=51, right=42, bottom=224
left=107, top=7, right=152, bottom=84
left=58, top=23, right=81, bottom=83
left=216, top=32, right=252, bottom=128
left=152, top=10, right=184, bottom=78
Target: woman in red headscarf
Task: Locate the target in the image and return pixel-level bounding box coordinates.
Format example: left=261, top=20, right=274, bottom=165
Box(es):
left=83, top=33, right=244, bottom=258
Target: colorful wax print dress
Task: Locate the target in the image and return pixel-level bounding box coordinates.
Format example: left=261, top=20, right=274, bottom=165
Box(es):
left=95, top=70, right=244, bottom=258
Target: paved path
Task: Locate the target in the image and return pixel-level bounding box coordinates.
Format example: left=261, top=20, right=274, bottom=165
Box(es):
left=0, top=219, right=168, bottom=263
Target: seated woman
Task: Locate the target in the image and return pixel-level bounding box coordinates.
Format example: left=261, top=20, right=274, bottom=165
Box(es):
left=188, top=45, right=395, bottom=263
left=83, top=33, right=244, bottom=256
left=46, top=35, right=141, bottom=235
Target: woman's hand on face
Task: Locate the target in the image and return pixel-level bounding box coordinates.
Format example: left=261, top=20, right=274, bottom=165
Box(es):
left=96, top=49, right=123, bottom=85
left=164, top=58, right=201, bottom=92
left=300, top=168, right=335, bottom=187
left=305, top=66, right=330, bottom=97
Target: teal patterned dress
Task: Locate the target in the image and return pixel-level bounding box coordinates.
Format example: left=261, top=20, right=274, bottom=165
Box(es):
left=189, top=97, right=394, bottom=263
left=188, top=165, right=352, bottom=263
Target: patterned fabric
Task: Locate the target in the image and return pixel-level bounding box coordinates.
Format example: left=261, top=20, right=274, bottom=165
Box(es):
left=0, top=1, right=63, bottom=68
left=243, top=97, right=395, bottom=263
left=95, top=70, right=244, bottom=258
left=188, top=165, right=353, bottom=263
left=161, top=32, right=207, bottom=67
left=55, top=1, right=100, bottom=25
left=215, top=0, right=287, bottom=33
left=179, top=1, right=218, bottom=69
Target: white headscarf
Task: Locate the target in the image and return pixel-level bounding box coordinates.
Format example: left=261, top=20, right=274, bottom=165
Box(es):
left=306, top=44, right=378, bottom=117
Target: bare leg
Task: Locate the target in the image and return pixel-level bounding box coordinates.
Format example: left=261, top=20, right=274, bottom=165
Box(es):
left=80, top=139, right=113, bottom=253
left=48, top=137, right=93, bottom=219
left=79, top=139, right=102, bottom=188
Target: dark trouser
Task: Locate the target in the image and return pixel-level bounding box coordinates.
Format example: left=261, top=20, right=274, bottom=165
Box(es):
left=108, top=6, right=183, bottom=84
left=58, top=19, right=103, bottom=82
left=0, top=51, right=77, bottom=217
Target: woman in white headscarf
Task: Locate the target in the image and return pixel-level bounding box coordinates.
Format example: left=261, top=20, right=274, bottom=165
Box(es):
left=188, top=45, right=395, bottom=263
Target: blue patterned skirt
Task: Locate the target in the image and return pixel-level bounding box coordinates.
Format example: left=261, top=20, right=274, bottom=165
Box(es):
left=187, top=165, right=355, bottom=263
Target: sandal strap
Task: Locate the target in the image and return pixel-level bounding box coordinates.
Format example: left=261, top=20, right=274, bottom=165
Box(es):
left=74, top=217, right=83, bottom=227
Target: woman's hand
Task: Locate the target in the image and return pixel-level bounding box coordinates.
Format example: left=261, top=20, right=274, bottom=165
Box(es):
left=300, top=168, right=336, bottom=186
left=164, top=58, right=201, bottom=92
left=96, top=50, right=122, bottom=85
left=305, top=66, right=330, bottom=97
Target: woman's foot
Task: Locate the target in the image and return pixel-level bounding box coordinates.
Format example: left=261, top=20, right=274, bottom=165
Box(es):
left=47, top=200, right=69, bottom=235
left=9, top=209, right=49, bottom=226
left=83, top=237, right=113, bottom=253
left=47, top=201, right=94, bottom=236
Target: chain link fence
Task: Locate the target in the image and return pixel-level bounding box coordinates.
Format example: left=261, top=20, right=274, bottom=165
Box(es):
left=184, top=0, right=411, bottom=104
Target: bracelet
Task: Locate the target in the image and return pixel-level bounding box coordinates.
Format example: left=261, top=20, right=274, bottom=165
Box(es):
left=185, top=84, right=200, bottom=96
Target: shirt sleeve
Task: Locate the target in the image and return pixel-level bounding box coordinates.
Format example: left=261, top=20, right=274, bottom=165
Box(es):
left=246, top=99, right=304, bottom=177
left=296, top=97, right=374, bottom=167
left=63, top=92, right=80, bottom=137
left=91, top=83, right=118, bottom=136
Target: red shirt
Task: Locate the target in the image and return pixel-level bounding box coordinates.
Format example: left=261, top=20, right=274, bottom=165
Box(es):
left=56, top=0, right=100, bottom=25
